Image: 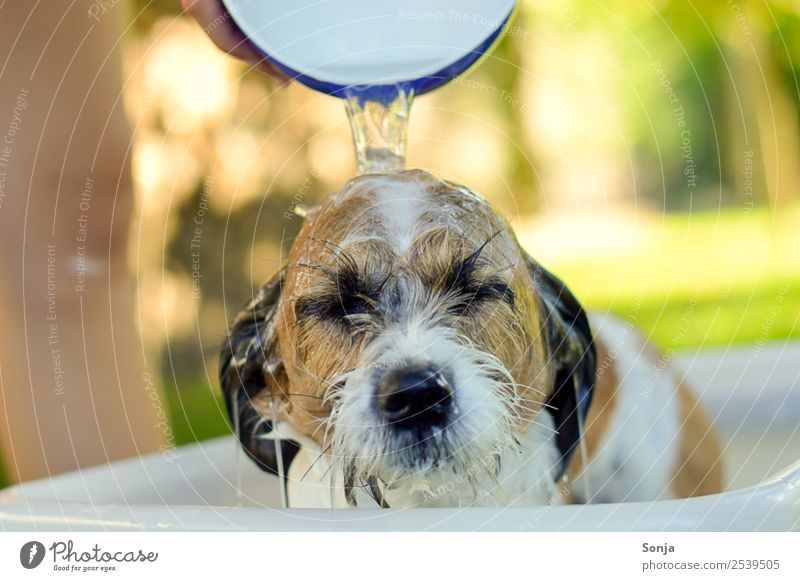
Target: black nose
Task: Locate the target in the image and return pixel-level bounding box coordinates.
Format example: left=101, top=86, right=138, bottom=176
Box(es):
left=378, top=366, right=453, bottom=429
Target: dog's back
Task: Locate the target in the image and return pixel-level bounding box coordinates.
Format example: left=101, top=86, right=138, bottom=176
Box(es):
left=568, top=314, right=724, bottom=503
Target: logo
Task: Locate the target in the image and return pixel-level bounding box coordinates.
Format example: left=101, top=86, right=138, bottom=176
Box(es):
left=20, top=541, right=46, bottom=569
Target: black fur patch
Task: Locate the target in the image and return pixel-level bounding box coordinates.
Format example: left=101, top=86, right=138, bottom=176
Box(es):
left=219, top=270, right=300, bottom=481
left=526, top=256, right=596, bottom=479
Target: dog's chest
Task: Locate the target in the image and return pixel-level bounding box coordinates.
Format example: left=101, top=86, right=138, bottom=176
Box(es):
left=286, top=414, right=561, bottom=509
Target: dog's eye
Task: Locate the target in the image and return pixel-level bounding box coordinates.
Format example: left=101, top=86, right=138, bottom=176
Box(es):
left=440, top=253, right=515, bottom=315
left=294, top=263, right=386, bottom=326
left=449, top=279, right=515, bottom=316
left=295, top=293, right=376, bottom=324
left=337, top=293, right=374, bottom=318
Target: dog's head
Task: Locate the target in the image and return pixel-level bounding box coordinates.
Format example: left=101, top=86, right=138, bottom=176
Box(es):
left=221, top=169, right=595, bottom=505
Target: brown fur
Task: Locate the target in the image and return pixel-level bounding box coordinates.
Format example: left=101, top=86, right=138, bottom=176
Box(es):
left=567, top=328, right=724, bottom=499
left=671, top=380, right=725, bottom=496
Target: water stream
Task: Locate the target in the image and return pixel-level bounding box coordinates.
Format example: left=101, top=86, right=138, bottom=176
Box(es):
left=343, top=85, right=415, bottom=175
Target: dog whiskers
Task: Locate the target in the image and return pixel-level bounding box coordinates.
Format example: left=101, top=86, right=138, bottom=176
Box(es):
left=281, top=392, right=325, bottom=401
left=308, top=416, right=331, bottom=441
left=298, top=443, right=333, bottom=484
left=513, top=383, right=549, bottom=398
left=513, top=401, right=557, bottom=414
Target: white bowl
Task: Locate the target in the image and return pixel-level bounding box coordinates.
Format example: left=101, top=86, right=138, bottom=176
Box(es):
left=220, top=0, right=516, bottom=96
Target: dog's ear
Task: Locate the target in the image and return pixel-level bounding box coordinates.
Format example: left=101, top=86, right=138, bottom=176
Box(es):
left=525, top=256, right=596, bottom=480
left=219, top=269, right=300, bottom=476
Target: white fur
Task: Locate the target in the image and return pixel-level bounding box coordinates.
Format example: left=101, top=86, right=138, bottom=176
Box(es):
left=572, top=314, right=681, bottom=502
left=285, top=319, right=561, bottom=508
left=370, top=174, right=427, bottom=251
left=287, top=413, right=560, bottom=508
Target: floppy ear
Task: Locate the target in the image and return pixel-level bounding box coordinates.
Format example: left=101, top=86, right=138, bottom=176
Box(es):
left=219, top=270, right=300, bottom=476
left=525, top=256, right=596, bottom=480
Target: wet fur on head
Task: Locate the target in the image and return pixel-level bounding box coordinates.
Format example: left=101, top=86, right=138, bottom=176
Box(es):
left=220, top=169, right=596, bottom=507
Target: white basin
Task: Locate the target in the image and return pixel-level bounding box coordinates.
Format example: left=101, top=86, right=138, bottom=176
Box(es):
left=1, top=345, right=798, bottom=531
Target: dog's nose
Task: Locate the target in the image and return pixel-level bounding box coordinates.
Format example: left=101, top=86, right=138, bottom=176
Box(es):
left=378, top=366, right=452, bottom=429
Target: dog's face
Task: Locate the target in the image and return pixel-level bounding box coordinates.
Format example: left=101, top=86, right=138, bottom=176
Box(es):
left=222, top=170, right=595, bottom=506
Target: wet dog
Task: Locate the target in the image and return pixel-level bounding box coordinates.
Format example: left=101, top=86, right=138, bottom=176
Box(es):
left=220, top=170, right=723, bottom=508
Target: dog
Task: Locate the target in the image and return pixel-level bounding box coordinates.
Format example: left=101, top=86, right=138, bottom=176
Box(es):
left=220, top=169, right=723, bottom=508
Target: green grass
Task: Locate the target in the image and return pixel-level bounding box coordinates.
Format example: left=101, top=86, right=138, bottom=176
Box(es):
left=539, top=203, right=800, bottom=350
left=164, top=378, right=231, bottom=446
left=600, top=281, right=799, bottom=349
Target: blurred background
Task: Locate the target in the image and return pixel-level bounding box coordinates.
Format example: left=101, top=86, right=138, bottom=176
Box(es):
left=2, top=0, right=798, bottom=489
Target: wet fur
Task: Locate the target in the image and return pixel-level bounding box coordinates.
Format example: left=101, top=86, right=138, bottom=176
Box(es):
left=220, top=169, right=722, bottom=507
